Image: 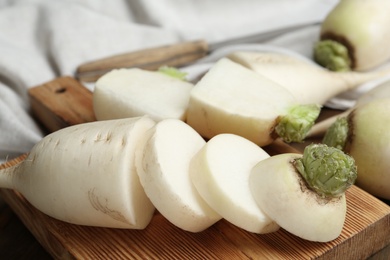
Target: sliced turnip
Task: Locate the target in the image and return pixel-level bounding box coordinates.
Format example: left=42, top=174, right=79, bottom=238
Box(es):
left=0, top=117, right=156, bottom=229
left=250, top=144, right=357, bottom=242
left=227, top=51, right=390, bottom=105
left=323, top=98, right=390, bottom=200
left=186, top=58, right=320, bottom=146
left=93, top=68, right=193, bottom=122
left=135, top=119, right=221, bottom=232
left=190, top=134, right=279, bottom=233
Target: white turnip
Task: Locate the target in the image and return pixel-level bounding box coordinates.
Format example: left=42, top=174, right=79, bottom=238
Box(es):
left=0, top=117, right=156, bottom=229
left=250, top=144, right=357, bottom=242
left=135, top=119, right=221, bottom=232
left=323, top=98, right=390, bottom=200
left=190, top=134, right=279, bottom=234
left=314, top=0, right=390, bottom=71
left=227, top=51, right=390, bottom=105
left=93, top=68, right=193, bottom=122
left=186, top=58, right=320, bottom=146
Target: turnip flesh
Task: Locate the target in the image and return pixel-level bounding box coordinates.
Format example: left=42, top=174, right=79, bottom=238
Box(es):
left=323, top=98, right=390, bottom=200
left=250, top=144, right=357, bottom=242
left=93, top=68, right=193, bottom=122
left=0, top=117, right=157, bottom=229
left=135, top=119, right=221, bottom=232
left=186, top=58, right=320, bottom=146
left=190, top=134, right=279, bottom=233
left=227, top=51, right=390, bottom=105
left=314, top=0, right=390, bottom=71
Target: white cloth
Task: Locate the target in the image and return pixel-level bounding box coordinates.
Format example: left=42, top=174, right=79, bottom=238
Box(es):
left=0, top=0, right=343, bottom=162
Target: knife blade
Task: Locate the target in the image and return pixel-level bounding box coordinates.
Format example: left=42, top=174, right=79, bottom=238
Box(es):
left=75, top=23, right=318, bottom=82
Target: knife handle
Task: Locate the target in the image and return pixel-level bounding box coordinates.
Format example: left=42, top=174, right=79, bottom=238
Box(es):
left=75, top=40, right=209, bottom=82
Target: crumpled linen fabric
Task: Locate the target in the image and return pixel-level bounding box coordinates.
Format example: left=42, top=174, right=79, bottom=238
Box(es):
left=0, top=0, right=342, bottom=162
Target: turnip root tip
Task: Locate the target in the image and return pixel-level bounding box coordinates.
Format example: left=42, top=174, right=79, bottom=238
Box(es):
left=294, top=144, right=357, bottom=198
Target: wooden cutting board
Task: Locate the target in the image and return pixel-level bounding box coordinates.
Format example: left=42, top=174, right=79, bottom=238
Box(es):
left=1, top=76, right=390, bottom=259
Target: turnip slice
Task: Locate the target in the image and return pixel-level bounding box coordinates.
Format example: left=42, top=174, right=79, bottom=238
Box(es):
left=0, top=117, right=156, bottom=229
left=93, top=68, right=193, bottom=122
left=190, top=134, right=279, bottom=233
left=186, top=58, right=320, bottom=146
left=250, top=144, right=357, bottom=242
left=135, top=119, right=221, bottom=232
left=323, top=98, right=390, bottom=200
left=227, top=51, right=390, bottom=105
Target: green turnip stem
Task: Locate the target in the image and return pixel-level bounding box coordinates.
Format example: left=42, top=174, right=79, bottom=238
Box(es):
left=294, top=144, right=357, bottom=198
left=158, top=66, right=188, bottom=81
left=314, top=40, right=351, bottom=72
left=275, top=104, right=321, bottom=143
left=322, top=117, right=349, bottom=150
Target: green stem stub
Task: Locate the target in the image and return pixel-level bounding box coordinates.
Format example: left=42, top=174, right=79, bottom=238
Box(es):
left=294, top=143, right=357, bottom=198
left=313, top=40, right=351, bottom=72
left=322, top=117, right=349, bottom=150
left=275, top=104, right=321, bottom=143
left=158, top=66, right=188, bottom=81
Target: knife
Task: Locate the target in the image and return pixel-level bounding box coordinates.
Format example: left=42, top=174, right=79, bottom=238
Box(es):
left=75, top=23, right=318, bottom=82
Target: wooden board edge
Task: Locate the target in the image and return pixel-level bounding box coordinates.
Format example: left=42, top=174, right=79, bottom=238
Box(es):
left=28, top=76, right=96, bottom=132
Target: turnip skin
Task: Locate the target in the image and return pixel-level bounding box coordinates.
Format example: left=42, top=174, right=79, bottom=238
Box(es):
left=324, top=98, right=390, bottom=200
left=314, top=0, right=390, bottom=71
left=190, top=134, right=279, bottom=234
left=228, top=51, right=390, bottom=105
left=135, top=119, right=221, bottom=232
left=0, top=117, right=157, bottom=229
left=186, top=58, right=319, bottom=146
left=93, top=68, right=193, bottom=122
